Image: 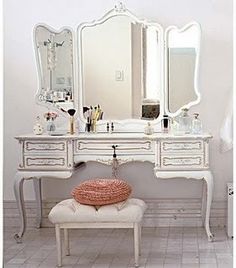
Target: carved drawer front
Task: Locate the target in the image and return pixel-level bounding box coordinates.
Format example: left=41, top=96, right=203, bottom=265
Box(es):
left=24, top=141, right=67, bottom=153
left=23, top=155, right=68, bottom=170
left=161, top=140, right=203, bottom=153
left=74, top=140, right=154, bottom=155
left=160, top=155, right=204, bottom=170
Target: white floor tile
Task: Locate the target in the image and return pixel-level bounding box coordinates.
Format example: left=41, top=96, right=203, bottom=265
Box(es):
left=3, top=227, right=233, bottom=268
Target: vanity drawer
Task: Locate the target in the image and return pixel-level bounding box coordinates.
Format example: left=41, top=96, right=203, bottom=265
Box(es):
left=23, top=155, right=68, bottom=170
left=160, top=155, right=204, bottom=170
left=160, top=140, right=203, bottom=153
left=74, top=140, right=154, bottom=155
left=24, top=141, right=67, bottom=153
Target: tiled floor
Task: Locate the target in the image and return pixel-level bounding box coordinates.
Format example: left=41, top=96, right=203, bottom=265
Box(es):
left=4, top=227, right=233, bottom=268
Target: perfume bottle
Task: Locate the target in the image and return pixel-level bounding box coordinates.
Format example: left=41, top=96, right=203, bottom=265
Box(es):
left=178, top=108, right=191, bottom=134
left=144, top=122, right=154, bottom=135
left=192, top=113, right=202, bottom=134
left=161, top=115, right=171, bottom=133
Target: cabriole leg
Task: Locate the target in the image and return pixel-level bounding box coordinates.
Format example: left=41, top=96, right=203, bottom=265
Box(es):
left=201, top=180, right=207, bottom=226
left=203, top=171, right=214, bottom=241
left=13, top=173, right=26, bottom=243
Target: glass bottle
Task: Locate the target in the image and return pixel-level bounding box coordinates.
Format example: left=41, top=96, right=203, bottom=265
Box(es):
left=178, top=108, right=191, bottom=134
left=144, top=122, right=154, bottom=135
left=192, top=113, right=202, bottom=134
left=161, top=115, right=171, bottom=133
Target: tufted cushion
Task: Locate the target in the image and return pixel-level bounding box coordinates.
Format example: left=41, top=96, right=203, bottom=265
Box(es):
left=48, top=198, right=147, bottom=224
left=71, top=178, right=132, bottom=206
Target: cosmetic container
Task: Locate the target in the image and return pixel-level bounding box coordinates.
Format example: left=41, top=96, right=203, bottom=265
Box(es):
left=86, top=118, right=91, bottom=132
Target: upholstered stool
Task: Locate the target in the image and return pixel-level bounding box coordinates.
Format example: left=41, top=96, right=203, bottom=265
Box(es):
left=48, top=198, right=147, bottom=267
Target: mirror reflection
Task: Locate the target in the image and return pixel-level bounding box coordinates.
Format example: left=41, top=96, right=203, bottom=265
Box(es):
left=80, top=16, right=162, bottom=120
left=35, top=25, right=74, bottom=110
left=167, top=24, right=200, bottom=114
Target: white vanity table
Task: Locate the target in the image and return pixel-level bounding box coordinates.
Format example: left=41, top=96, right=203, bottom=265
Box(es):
left=14, top=132, right=213, bottom=242
left=14, top=3, right=214, bottom=243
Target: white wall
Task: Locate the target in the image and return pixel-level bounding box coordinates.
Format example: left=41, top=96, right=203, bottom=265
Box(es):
left=3, top=0, right=233, bottom=202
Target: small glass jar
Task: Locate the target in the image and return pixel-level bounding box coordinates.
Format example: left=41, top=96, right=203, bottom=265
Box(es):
left=178, top=108, right=191, bottom=134
left=191, top=113, right=202, bottom=134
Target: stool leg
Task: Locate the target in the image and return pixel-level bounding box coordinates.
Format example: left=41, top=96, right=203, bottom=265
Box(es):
left=55, top=224, right=62, bottom=267
left=134, top=222, right=139, bottom=267
left=64, top=228, right=70, bottom=256
left=138, top=223, right=141, bottom=256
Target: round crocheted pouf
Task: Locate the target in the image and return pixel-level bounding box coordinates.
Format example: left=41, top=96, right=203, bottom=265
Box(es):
left=71, top=178, right=132, bottom=206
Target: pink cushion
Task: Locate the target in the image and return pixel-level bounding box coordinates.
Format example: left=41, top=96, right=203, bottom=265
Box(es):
left=71, top=178, right=132, bottom=206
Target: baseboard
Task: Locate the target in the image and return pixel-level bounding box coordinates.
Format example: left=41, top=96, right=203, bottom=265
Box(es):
left=3, top=198, right=226, bottom=228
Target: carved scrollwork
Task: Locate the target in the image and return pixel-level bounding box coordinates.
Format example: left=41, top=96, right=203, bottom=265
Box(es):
left=162, top=141, right=202, bottom=152
left=114, top=2, right=126, bottom=12
left=163, top=156, right=202, bottom=166
left=26, top=157, right=66, bottom=167
left=95, top=157, right=152, bottom=166
left=76, top=141, right=152, bottom=151
left=25, top=142, right=65, bottom=151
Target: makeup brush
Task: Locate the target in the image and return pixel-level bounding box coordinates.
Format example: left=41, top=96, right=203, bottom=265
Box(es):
left=68, top=109, right=76, bottom=117
left=67, top=109, right=76, bottom=134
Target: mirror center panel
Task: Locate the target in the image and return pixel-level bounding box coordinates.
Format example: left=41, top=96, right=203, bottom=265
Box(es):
left=80, top=16, right=162, bottom=121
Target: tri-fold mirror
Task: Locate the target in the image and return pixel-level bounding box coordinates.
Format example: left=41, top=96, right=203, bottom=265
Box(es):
left=34, top=3, right=201, bottom=131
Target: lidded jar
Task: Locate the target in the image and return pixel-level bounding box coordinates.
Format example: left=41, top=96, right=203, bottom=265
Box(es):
left=178, top=108, right=191, bottom=134
left=191, top=113, right=202, bottom=134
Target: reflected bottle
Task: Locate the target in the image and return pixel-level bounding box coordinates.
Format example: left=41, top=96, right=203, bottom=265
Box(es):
left=191, top=113, right=202, bottom=134
left=47, top=119, right=56, bottom=134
